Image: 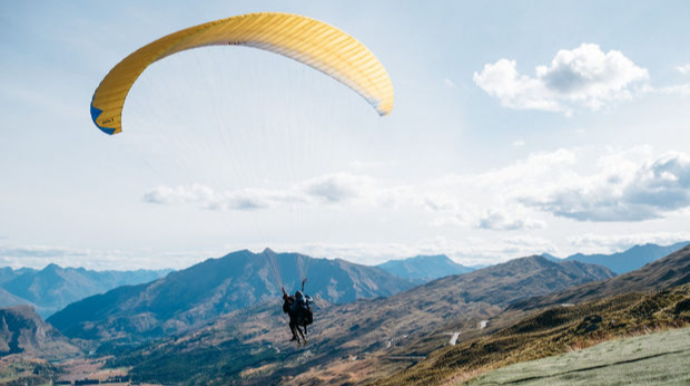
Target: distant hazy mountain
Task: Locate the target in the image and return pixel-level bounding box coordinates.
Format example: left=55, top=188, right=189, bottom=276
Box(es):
left=513, top=244, right=690, bottom=310
left=0, top=267, right=20, bottom=285
left=543, top=241, right=689, bottom=275
left=0, top=305, right=79, bottom=359
left=48, top=249, right=413, bottom=341
left=116, top=255, right=615, bottom=386
left=0, top=264, right=172, bottom=317
left=377, top=254, right=475, bottom=284
left=0, top=288, right=36, bottom=310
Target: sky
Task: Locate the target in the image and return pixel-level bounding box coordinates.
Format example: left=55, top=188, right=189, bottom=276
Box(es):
left=2, top=1, right=690, bottom=270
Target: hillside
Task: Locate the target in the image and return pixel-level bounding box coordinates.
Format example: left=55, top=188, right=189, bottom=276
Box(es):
left=0, top=288, right=35, bottom=310
left=377, top=255, right=475, bottom=284
left=48, top=249, right=412, bottom=342
left=0, top=265, right=171, bottom=317
left=512, top=244, right=690, bottom=311
left=113, top=255, right=614, bottom=386
left=369, top=283, right=690, bottom=386
left=0, top=306, right=80, bottom=360
left=466, top=326, right=690, bottom=386
left=545, top=241, right=689, bottom=275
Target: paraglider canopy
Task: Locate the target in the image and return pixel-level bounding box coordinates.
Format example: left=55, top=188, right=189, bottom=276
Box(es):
left=90, top=12, right=394, bottom=135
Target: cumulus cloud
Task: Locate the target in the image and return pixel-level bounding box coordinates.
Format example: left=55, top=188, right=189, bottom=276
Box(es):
left=421, top=146, right=690, bottom=225
left=477, top=209, right=546, bottom=231
left=444, top=78, right=457, bottom=88
left=676, top=64, right=690, bottom=75
left=301, top=173, right=372, bottom=203
left=143, top=147, right=690, bottom=226
left=513, top=140, right=526, bottom=147
left=474, top=43, right=649, bottom=114
left=422, top=149, right=578, bottom=229
left=143, top=184, right=277, bottom=211
left=143, top=173, right=384, bottom=211
left=520, top=148, right=690, bottom=222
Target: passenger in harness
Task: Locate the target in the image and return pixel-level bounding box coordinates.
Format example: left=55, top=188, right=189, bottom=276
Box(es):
left=282, top=283, right=314, bottom=345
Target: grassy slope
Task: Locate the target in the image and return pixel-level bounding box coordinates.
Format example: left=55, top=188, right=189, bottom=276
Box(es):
left=0, top=356, right=60, bottom=386
left=367, top=284, right=690, bottom=386
left=466, top=326, right=690, bottom=386
left=511, top=244, right=690, bottom=311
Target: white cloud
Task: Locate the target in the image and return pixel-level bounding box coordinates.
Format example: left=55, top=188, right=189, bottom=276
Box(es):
left=477, top=209, right=546, bottom=231
left=421, top=146, right=690, bottom=225
left=274, top=235, right=558, bottom=266
left=0, top=236, right=559, bottom=270
left=444, top=78, right=457, bottom=88
left=301, top=173, right=372, bottom=203
left=144, top=147, right=690, bottom=226
left=513, top=140, right=526, bottom=147
left=676, top=64, right=690, bottom=75
left=421, top=150, right=578, bottom=229
left=143, top=173, right=385, bottom=211
left=520, top=148, right=690, bottom=222
left=143, top=184, right=278, bottom=211
left=659, top=83, right=690, bottom=97
left=474, top=43, right=649, bottom=114
left=0, top=245, right=208, bottom=270
left=474, top=58, right=560, bottom=111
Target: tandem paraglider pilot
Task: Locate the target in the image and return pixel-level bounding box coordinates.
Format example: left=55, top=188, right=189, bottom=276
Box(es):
left=282, top=284, right=313, bottom=346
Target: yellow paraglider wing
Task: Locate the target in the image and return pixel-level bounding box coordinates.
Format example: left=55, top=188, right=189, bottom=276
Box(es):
left=90, top=12, right=394, bottom=135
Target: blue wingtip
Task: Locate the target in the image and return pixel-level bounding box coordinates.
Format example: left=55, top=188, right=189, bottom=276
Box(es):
left=90, top=99, right=116, bottom=135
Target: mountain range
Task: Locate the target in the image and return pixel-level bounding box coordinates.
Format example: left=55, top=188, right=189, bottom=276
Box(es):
left=376, top=254, right=476, bottom=284
left=4, top=242, right=687, bottom=385
left=47, top=249, right=413, bottom=342
left=513, top=243, right=690, bottom=311
left=371, top=244, right=690, bottom=386
left=543, top=241, right=689, bottom=275
left=2, top=242, right=683, bottom=320
left=7, top=242, right=686, bottom=385
left=110, top=255, right=614, bottom=386
left=0, top=264, right=171, bottom=317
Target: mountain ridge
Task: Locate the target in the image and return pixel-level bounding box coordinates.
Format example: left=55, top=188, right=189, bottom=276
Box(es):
left=543, top=241, right=689, bottom=274
left=512, top=244, right=690, bottom=310
left=114, top=254, right=615, bottom=386
left=47, top=249, right=413, bottom=342
left=0, top=265, right=171, bottom=317
left=0, top=305, right=80, bottom=359
left=376, top=254, right=475, bottom=284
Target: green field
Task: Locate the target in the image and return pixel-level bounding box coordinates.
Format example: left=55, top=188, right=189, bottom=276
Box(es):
left=466, top=327, right=690, bottom=386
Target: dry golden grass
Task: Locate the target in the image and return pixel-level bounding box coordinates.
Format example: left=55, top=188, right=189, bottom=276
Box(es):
left=368, top=284, right=690, bottom=386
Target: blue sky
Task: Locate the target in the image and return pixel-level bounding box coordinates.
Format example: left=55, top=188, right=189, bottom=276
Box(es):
left=2, top=1, right=690, bottom=270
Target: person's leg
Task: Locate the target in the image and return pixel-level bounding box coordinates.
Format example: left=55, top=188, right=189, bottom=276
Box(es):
left=296, top=325, right=305, bottom=345
left=289, top=321, right=298, bottom=341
